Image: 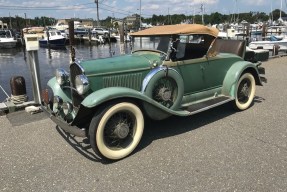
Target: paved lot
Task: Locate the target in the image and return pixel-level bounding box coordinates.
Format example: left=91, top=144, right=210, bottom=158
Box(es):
left=1, top=56, right=287, bottom=192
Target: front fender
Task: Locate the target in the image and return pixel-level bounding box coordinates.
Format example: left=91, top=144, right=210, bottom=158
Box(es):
left=222, top=61, right=260, bottom=98
left=80, top=87, right=189, bottom=119
left=47, top=77, right=72, bottom=102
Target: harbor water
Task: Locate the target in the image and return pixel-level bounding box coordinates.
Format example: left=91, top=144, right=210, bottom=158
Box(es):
left=0, top=43, right=131, bottom=102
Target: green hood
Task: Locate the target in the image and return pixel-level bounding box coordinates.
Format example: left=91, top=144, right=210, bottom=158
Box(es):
left=79, top=53, right=161, bottom=77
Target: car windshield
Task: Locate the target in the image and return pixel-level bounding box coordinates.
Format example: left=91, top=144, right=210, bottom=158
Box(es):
left=132, top=36, right=170, bottom=53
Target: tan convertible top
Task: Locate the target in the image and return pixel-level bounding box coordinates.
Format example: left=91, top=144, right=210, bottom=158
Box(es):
left=130, top=24, right=219, bottom=37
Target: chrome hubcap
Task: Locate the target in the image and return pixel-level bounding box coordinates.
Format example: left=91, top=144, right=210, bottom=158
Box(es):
left=158, top=87, right=172, bottom=101
left=114, top=123, right=130, bottom=139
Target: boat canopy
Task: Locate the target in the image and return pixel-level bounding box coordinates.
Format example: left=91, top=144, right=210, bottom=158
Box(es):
left=130, top=24, right=219, bottom=37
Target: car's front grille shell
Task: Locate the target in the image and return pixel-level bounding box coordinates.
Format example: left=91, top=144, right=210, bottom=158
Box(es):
left=70, top=63, right=84, bottom=107
left=70, top=63, right=84, bottom=87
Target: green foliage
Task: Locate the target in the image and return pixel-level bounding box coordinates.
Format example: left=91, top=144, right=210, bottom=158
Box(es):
left=0, top=9, right=279, bottom=31
left=272, top=9, right=287, bottom=20
left=0, top=16, right=56, bottom=30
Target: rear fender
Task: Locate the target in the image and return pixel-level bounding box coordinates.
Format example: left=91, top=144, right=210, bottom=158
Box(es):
left=222, top=61, right=261, bottom=98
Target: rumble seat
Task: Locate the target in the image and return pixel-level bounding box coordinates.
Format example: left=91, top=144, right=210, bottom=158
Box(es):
left=208, top=38, right=246, bottom=58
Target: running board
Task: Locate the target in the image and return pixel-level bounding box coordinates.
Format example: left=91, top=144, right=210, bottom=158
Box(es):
left=183, top=96, right=233, bottom=115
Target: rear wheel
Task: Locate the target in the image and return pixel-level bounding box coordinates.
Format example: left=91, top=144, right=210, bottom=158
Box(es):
left=89, top=102, right=144, bottom=160
left=234, top=72, right=256, bottom=110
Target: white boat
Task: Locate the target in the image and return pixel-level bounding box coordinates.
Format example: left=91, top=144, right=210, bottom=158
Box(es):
left=91, top=35, right=105, bottom=44
left=0, top=29, right=17, bottom=48
left=53, top=21, right=69, bottom=31
left=113, top=35, right=131, bottom=42
left=249, top=35, right=287, bottom=51
left=39, top=29, right=66, bottom=49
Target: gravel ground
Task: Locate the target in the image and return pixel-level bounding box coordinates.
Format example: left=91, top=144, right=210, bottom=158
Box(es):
left=1, top=56, right=287, bottom=192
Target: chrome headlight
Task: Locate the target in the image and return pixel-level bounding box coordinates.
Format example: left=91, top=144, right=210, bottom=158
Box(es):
left=62, top=102, right=73, bottom=116
left=55, top=68, right=69, bottom=86
left=53, top=96, right=63, bottom=113
left=75, top=74, right=90, bottom=95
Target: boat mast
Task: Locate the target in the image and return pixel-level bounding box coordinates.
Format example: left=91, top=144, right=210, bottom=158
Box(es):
left=271, top=1, right=273, bottom=24
left=279, top=0, right=283, bottom=21
left=9, top=12, right=12, bottom=29
left=236, top=0, right=239, bottom=22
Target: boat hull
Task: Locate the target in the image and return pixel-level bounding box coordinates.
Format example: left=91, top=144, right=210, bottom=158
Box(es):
left=0, top=39, right=17, bottom=48
left=249, top=40, right=287, bottom=51
left=39, top=38, right=66, bottom=48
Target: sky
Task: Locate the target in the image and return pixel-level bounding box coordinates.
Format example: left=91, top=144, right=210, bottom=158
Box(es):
left=0, top=0, right=285, bottom=20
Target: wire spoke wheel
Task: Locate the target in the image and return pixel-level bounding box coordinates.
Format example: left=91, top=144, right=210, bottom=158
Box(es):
left=234, top=73, right=256, bottom=111
left=237, top=79, right=251, bottom=104
left=152, top=77, right=178, bottom=108
left=103, top=111, right=135, bottom=149
left=89, top=102, right=144, bottom=160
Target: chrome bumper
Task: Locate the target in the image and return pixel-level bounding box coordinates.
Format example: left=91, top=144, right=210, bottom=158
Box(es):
left=41, top=105, right=86, bottom=137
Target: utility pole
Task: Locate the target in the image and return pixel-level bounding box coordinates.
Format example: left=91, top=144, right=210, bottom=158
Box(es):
left=200, top=4, right=204, bottom=25
left=193, top=7, right=195, bottom=24
left=168, top=8, right=172, bottom=25
left=95, top=0, right=100, bottom=26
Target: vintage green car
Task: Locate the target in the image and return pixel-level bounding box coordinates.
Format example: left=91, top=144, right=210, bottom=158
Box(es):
left=42, top=24, right=266, bottom=160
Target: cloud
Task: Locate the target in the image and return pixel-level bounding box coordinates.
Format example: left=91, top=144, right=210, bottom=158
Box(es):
left=191, top=0, right=218, bottom=5
left=241, top=0, right=268, bottom=6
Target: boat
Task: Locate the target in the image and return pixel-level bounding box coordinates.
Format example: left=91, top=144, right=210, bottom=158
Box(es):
left=0, top=29, right=17, bottom=48
left=53, top=21, right=68, bottom=31
left=249, top=35, right=287, bottom=51
left=22, top=26, right=45, bottom=34
left=39, top=30, right=66, bottom=48
left=250, top=29, right=262, bottom=36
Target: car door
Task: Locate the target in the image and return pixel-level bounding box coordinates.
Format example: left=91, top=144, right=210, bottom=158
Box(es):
left=174, top=35, right=210, bottom=95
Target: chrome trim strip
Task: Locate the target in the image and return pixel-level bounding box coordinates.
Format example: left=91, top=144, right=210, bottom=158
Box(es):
left=188, top=98, right=233, bottom=115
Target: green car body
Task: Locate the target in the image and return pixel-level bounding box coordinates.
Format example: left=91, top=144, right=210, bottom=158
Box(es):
left=42, top=24, right=266, bottom=160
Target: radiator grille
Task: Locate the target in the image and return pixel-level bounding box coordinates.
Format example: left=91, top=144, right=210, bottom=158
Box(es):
left=103, top=73, right=142, bottom=91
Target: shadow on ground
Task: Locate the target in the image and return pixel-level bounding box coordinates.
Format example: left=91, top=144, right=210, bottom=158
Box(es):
left=54, top=97, right=265, bottom=164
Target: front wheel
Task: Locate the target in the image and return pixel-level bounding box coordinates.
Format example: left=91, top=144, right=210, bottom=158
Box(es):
left=89, top=102, right=144, bottom=160
left=234, top=72, right=256, bottom=110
